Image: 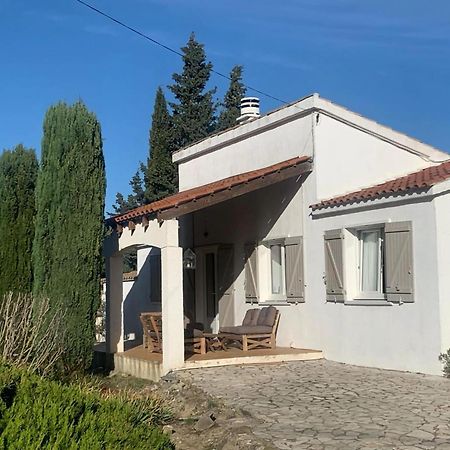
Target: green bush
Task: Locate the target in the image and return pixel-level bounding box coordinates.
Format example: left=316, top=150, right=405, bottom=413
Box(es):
left=439, top=349, right=450, bottom=378
left=0, top=364, right=173, bottom=449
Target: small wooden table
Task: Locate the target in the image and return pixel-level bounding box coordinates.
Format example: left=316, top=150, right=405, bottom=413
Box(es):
left=203, top=333, right=227, bottom=352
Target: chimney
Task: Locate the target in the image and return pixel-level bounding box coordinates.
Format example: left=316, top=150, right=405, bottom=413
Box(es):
left=237, top=97, right=260, bottom=124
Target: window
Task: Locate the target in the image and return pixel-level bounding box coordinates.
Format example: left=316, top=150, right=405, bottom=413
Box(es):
left=270, top=244, right=285, bottom=295
left=324, top=222, right=414, bottom=304
left=245, top=237, right=304, bottom=304
left=358, top=229, right=383, bottom=296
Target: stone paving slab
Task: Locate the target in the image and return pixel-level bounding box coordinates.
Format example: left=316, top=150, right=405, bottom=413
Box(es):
left=178, top=360, right=450, bottom=449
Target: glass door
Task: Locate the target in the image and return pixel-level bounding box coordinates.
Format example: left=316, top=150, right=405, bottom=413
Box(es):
left=204, top=252, right=218, bottom=333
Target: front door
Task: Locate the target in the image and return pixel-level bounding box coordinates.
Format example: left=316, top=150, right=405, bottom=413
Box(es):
left=195, top=246, right=219, bottom=333
left=205, top=252, right=218, bottom=332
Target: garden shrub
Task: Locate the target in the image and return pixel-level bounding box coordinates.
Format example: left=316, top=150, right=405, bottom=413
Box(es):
left=0, top=364, right=173, bottom=449
left=439, top=349, right=450, bottom=378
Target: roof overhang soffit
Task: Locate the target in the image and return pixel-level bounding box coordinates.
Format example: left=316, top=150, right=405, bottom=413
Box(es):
left=157, top=160, right=312, bottom=221
left=110, top=159, right=312, bottom=233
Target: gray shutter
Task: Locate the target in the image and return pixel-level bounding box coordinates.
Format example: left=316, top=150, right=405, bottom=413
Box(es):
left=217, top=245, right=234, bottom=326
left=244, top=243, right=258, bottom=303
left=384, top=221, right=414, bottom=303
left=150, top=254, right=161, bottom=303
left=285, top=237, right=305, bottom=303
left=324, top=229, right=345, bottom=302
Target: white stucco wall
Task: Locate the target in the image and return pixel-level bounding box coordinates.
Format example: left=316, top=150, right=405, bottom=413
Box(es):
left=314, top=113, right=436, bottom=200
left=123, top=247, right=162, bottom=343
left=304, top=194, right=442, bottom=375
left=172, top=94, right=450, bottom=375
left=192, top=176, right=305, bottom=337
left=433, top=180, right=450, bottom=356
left=177, top=114, right=314, bottom=190
left=191, top=167, right=445, bottom=374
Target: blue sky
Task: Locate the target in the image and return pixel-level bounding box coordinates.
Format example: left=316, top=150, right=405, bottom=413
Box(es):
left=1, top=0, right=450, bottom=211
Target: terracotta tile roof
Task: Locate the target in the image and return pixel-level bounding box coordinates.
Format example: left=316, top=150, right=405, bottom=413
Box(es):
left=311, top=160, right=450, bottom=210
left=110, top=156, right=311, bottom=224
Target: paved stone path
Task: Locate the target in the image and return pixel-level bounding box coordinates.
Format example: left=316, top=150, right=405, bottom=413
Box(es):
left=179, top=360, right=450, bottom=449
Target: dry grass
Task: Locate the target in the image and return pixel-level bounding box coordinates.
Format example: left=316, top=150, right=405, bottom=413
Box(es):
left=0, top=292, right=65, bottom=375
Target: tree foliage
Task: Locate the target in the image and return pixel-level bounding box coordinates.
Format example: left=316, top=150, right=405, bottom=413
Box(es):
left=168, top=32, right=216, bottom=150
left=33, top=101, right=106, bottom=371
left=112, top=34, right=247, bottom=218
left=217, top=65, right=246, bottom=131
left=143, top=87, right=177, bottom=203
left=0, top=145, right=38, bottom=298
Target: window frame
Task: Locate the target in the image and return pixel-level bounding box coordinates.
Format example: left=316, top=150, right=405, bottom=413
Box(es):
left=270, top=243, right=286, bottom=297
left=350, top=225, right=386, bottom=301
left=358, top=228, right=384, bottom=298
left=259, top=238, right=288, bottom=303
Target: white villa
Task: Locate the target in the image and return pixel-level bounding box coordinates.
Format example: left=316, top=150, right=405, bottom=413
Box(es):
left=104, top=94, right=450, bottom=378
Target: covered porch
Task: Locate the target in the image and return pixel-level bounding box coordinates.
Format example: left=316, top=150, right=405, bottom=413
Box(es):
left=103, top=156, right=318, bottom=379
left=114, top=345, right=323, bottom=380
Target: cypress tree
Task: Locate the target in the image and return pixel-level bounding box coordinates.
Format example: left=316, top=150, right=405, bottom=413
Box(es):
left=33, top=101, right=106, bottom=370
left=143, top=87, right=177, bottom=202
left=217, top=65, right=246, bottom=131
left=169, top=32, right=217, bottom=149
left=0, top=145, right=38, bottom=298
left=112, top=33, right=216, bottom=212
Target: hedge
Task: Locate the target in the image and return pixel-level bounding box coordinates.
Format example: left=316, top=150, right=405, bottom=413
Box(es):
left=0, top=365, right=173, bottom=449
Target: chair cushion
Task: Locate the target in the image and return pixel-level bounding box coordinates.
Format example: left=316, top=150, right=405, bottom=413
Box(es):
left=184, top=328, right=204, bottom=338
left=220, top=325, right=272, bottom=335
left=256, top=306, right=277, bottom=327
left=242, top=308, right=260, bottom=326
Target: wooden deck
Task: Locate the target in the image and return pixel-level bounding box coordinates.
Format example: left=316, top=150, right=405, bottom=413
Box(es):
left=115, top=345, right=323, bottom=379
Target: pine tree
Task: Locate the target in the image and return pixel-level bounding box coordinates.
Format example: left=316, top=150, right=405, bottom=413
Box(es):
left=33, top=101, right=106, bottom=370
left=217, top=65, right=246, bottom=131
left=0, top=145, right=38, bottom=298
left=143, top=87, right=177, bottom=202
left=111, top=192, right=130, bottom=215
left=169, top=32, right=217, bottom=150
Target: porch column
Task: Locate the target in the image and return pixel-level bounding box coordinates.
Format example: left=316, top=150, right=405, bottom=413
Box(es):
left=105, top=254, right=124, bottom=353
left=161, top=233, right=184, bottom=373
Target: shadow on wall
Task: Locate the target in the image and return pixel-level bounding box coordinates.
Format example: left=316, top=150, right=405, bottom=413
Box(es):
left=123, top=247, right=161, bottom=350
left=192, top=173, right=309, bottom=329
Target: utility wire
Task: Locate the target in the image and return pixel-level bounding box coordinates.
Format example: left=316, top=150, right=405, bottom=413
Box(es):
left=75, top=0, right=450, bottom=165
left=74, top=0, right=290, bottom=104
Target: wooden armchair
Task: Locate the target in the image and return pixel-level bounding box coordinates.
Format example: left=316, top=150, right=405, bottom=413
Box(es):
left=140, top=312, right=206, bottom=355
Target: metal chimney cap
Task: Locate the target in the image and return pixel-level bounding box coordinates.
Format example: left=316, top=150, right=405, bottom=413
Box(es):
left=237, top=97, right=260, bottom=123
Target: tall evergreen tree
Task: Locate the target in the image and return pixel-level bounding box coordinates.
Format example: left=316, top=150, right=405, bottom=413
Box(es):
left=0, top=145, right=38, bottom=298
left=143, top=87, right=177, bottom=202
left=217, top=65, right=246, bottom=131
left=169, top=32, right=216, bottom=150
left=33, top=101, right=106, bottom=370
left=112, top=33, right=216, bottom=213
left=111, top=173, right=144, bottom=215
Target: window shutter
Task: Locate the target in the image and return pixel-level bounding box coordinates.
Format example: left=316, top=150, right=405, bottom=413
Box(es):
left=150, top=254, right=161, bottom=303
left=244, top=243, right=258, bottom=303
left=324, top=229, right=345, bottom=302
left=384, top=221, right=414, bottom=303
left=285, top=237, right=305, bottom=303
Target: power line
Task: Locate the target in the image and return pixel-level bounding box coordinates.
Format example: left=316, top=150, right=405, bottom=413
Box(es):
left=74, top=0, right=289, bottom=104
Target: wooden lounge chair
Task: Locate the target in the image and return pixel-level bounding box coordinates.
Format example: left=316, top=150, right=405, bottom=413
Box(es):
left=140, top=312, right=206, bottom=355
left=218, top=307, right=280, bottom=351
